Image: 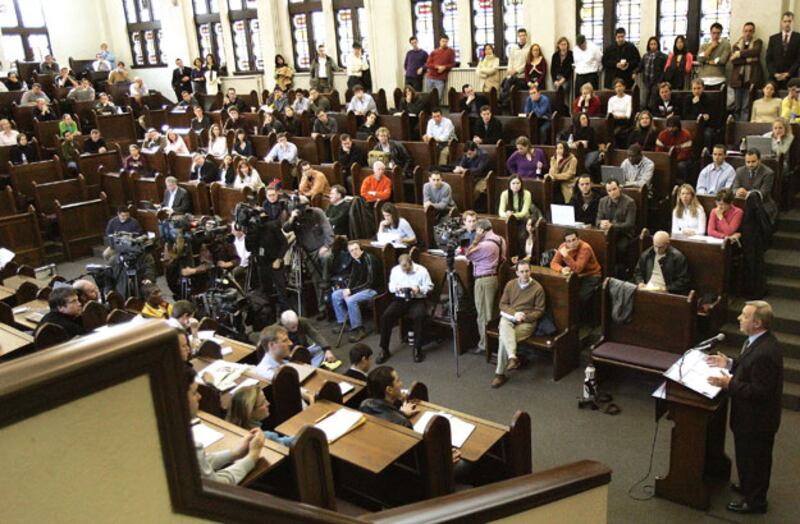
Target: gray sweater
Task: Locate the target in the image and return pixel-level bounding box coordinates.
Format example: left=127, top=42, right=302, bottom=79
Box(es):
left=422, top=181, right=455, bottom=210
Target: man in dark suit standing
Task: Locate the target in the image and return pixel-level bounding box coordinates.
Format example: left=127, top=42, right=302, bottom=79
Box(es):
left=732, top=148, right=777, bottom=223
left=766, top=11, right=800, bottom=89
left=171, top=58, right=193, bottom=100
left=343, top=343, right=373, bottom=381
left=162, top=176, right=192, bottom=215
left=707, top=301, right=783, bottom=514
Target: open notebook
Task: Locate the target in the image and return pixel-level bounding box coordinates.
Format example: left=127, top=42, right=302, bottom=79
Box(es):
left=314, top=408, right=365, bottom=443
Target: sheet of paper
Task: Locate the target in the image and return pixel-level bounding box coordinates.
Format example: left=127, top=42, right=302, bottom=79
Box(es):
left=338, top=381, right=355, bottom=395
left=377, top=232, right=401, bottom=244
left=197, top=330, right=217, bottom=340
left=687, top=234, right=724, bottom=245
left=286, top=362, right=316, bottom=384
left=315, top=408, right=364, bottom=443
left=221, top=346, right=233, bottom=356
left=230, top=377, right=259, bottom=395
left=663, top=349, right=722, bottom=398
left=0, top=247, right=15, bottom=269
left=413, top=411, right=476, bottom=448
left=197, top=360, right=248, bottom=391
left=652, top=381, right=667, bottom=400
left=12, top=306, right=27, bottom=314
left=192, top=423, right=224, bottom=448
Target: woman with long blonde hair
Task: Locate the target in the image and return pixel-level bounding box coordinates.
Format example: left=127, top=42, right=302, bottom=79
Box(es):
left=226, top=385, right=294, bottom=446
left=671, top=183, right=706, bottom=236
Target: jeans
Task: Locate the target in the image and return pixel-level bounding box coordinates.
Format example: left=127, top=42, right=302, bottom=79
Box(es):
left=584, top=150, right=600, bottom=175
left=309, top=344, right=326, bottom=367
left=734, top=87, right=751, bottom=122
left=424, top=77, right=447, bottom=103
left=331, top=288, right=377, bottom=329
left=537, top=119, right=552, bottom=144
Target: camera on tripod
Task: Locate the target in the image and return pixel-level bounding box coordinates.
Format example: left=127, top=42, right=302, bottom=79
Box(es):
left=109, top=232, right=153, bottom=263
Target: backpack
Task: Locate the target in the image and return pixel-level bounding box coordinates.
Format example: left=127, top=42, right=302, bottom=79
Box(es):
left=367, top=149, right=391, bottom=168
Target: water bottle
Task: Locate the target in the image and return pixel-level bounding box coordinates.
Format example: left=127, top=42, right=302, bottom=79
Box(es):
left=567, top=133, right=574, bottom=149
left=739, top=137, right=746, bottom=154
left=407, top=330, right=415, bottom=347
left=582, top=364, right=596, bottom=401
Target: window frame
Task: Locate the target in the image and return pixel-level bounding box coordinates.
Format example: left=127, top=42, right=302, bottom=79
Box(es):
left=192, top=0, right=226, bottom=68
left=656, top=0, right=732, bottom=55
left=576, top=0, right=643, bottom=52
left=289, top=0, right=324, bottom=72
left=410, top=0, right=462, bottom=66
left=122, top=0, right=167, bottom=68
left=0, top=0, right=52, bottom=63
left=227, top=0, right=262, bottom=74
left=468, top=0, right=505, bottom=65
left=333, top=0, right=368, bottom=68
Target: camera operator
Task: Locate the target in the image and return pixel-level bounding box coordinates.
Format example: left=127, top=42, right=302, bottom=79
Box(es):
left=103, top=207, right=142, bottom=260
left=263, top=185, right=289, bottom=223
left=108, top=232, right=157, bottom=299
left=378, top=254, right=433, bottom=364
left=216, top=223, right=250, bottom=287
left=282, top=195, right=334, bottom=319
left=163, top=218, right=218, bottom=299
left=273, top=310, right=337, bottom=367
left=466, top=219, right=506, bottom=355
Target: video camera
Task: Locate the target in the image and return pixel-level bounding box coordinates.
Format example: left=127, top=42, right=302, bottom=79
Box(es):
left=162, top=214, right=228, bottom=245
left=433, top=217, right=468, bottom=269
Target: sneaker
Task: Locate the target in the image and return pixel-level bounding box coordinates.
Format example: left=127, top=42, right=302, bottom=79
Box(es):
left=506, top=357, right=520, bottom=371
left=348, top=327, right=367, bottom=343
left=376, top=350, right=391, bottom=364
left=491, top=375, right=507, bottom=388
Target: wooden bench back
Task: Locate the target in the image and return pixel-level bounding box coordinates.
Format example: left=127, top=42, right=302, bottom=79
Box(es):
left=168, top=152, right=194, bottom=182
left=289, top=135, right=325, bottom=164
left=413, top=170, right=473, bottom=212
left=210, top=182, right=252, bottom=221
left=101, top=171, right=129, bottom=209
left=537, top=222, right=615, bottom=278
left=311, top=162, right=344, bottom=187
left=395, top=203, right=436, bottom=249
left=251, top=159, right=291, bottom=188
left=130, top=173, right=166, bottom=206
left=143, top=151, right=169, bottom=177
left=78, top=150, right=122, bottom=190
left=33, top=119, right=61, bottom=151
left=418, top=251, right=473, bottom=303
left=55, top=193, right=110, bottom=260
left=10, top=158, right=64, bottom=203
left=179, top=180, right=212, bottom=216
left=96, top=112, right=138, bottom=145
left=496, top=115, right=534, bottom=144
left=351, top=164, right=404, bottom=204
left=0, top=186, right=17, bottom=217
left=251, top=134, right=273, bottom=159
left=448, top=88, right=498, bottom=114
left=0, top=205, right=44, bottom=266
left=33, top=175, right=89, bottom=216
left=376, top=113, right=411, bottom=141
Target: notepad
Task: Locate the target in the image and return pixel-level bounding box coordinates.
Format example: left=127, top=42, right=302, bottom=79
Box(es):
left=197, top=360, right=248, bottom=391
left=315, top=408, right=365, bottom=443
left=338, top=381, right=355, bottom=395
left=221, top=346, right=233, bottom=356
left=413, top=411, right=476, bottom=448
left=192, top=423, right=224, bottom=448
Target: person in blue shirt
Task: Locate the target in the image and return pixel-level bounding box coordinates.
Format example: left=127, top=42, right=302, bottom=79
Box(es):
left=523, top=84, right=552, bottom=143
left=226, top=385, right=295, bottom=447
left=99, top=42, right=116, bottom=68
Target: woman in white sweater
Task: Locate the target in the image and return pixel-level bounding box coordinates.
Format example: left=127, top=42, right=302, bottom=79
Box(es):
left=671, top=183, right=706, bottom=236
left=233, top=161, right=264, bottom=192
left=607, top=78, right=633, bottom=149
left=207, top=124, right=228, bottom=159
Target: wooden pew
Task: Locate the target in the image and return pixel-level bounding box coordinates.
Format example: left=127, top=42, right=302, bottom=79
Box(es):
left=606, top=148, right=676, bottom=225
left=450, top=139, right=505, bottom=177
left=0, top=205, right=45, bottom=266
left=180, top=180, right=212, bottom=216
left=475, top=213, right=519, bottom=258
left=251, top=134, right=274, bottom=159
left=325, top=111, right=357, bottom=136
left=32, top=174, right=90, bottom=221
left=376, top=113, right=412, bottom=141
left=11, top=103, right=39, bottom=134
left=394, top=203, right=436, bottom=249
left=484, top=265, right=580, bottom=381
left=96, top=112, right=138, bottom=150
left=77, top=150, right=123, bottom=196
left=536, top=222, right=616, bottom=278
left=0, top=186, right=17, bottom=217
left=210, top=182, right=254, bottom=221
left=9, top=158, right=64, bottom=204
left=0, top=91, right=23, bottom=120
left=485, top=172, right=552, bottom=220
left=143, top=150, right=169, bottom=176
left=591, top=279, right=697, bottom=376
left=393, top=87, right=437, bottom=114
left=495, top=115, right=534, bottom=152
left=0, top=323, right=34, bottom=361
left=251, top=159, right=292, bottom=188
left=289, top=135, right=326, bottom=164
left=55, top=193, right=110, bottom=260
left=33, top=119, right=62, bottom=155
left=130, top=173, right=166, bottom=207
left=100, top=171, right=130, bottom=209
left=168, top=152, right=194, bottom=182
left=311, top=162, right=344, bottom=188
left=510, top=87, right=568, bottom=117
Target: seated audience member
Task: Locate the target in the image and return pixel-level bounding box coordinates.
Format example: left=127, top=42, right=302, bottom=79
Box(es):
left=633, top=230, right=690, bottom=294
left=356, top=111, right=379, bottom=139
left=507, top=136, right=548, bottom=178
left=225, top=385, right=294, bottom=446
left=190, top=153, right=216, bottom=184
left=345, top=344, right=373, bottom=380
left=398, top=85, right=424, bottom=114
left=337, top=133, right=366, bottom=190
left=60, top=131, right=81, bottom=173
left=454, top=140, right=491, bottom=182
left=67, top=78, right=96, bottom=102
left=681, top=78, right=717, bottom=151
left=781, top=79, right=800, bottom=123
left=608, top=78, right=633, bottom=148
left=697, top=144, right=735, bottom=195
left=162, top=176, right=192, bottom=214
left=58, top=113, right=79, bottom=137
left=223, top=88, right=249, bottom=114
left=129, top=77, right=147, bottom=97
left=231, top=129, right=253, bottom=158
left=523, top=84, right=552, bottom=141
left=177, top=90, right=199, bottom=109
left=378, top=203, right=416, bottom=246
left=627, top=110, right=658, bottom=151
left=649, top=82, right=678, bottom=118
left=570, top=175, right=602, bottom=225
left=550, top=229, right=602, bottom=306
left=39, top=55, right=59, bottom=74
left=94, top=93, right=119, bottom=116
left=140, top=284, right=172, bottom=319
left=751, top=81, right=782, bottom=123
left=3, top=71, right=26, bottom=90
left=123, top=144, right=148, bottom=176
left=217, top=155, right=236, bottom=185
left=511, top=217, right=537, bottom=265
left=423, top=172, right=455, bottom=216
left=460, top=210, right=478, bottom=245
left=549, top=141, right=578, bottom=203
left=0, top=118, right=19, bottom=146
left=347, top=84, right=377, bottom=115
left=207, top=124, right=228, bottom=159
left=732, top=148, right=777, bottom=223
left=765, top=117, right=794, bottom=173
left=360, top=366, right=418, bottom=427
left=707, top=188, right=743, bottom=240
left=72, top=279, right=101, bottom=306
left=167, top=300, right=196, bottom=334
left=186, top=367, right=264, bottom=485
left=423, top=107, right=456, bottom=165
left=298, top=161, right=330, bottom=199
left=656, top=115, right=693, bottom=183
left=499, top=175, right=541, bottom=223
left=573, top=82, right=601, bottom=116
left=311, top=110, right=338, bottom=138
left=91, top=53, right=110, bottom=72
left=292, top=90, right=309, bottom=114
left=83, top=129, right=108, bottom=154
left=573, top=112, right=601, bottom=174
left=254, top=325, right=292, bottom=380
left=672, top=183, right=707, bottom=237
left=191, top=106, right=211, bottom=133
left=459, top=84, right=489, bottom=117
left=378, top=254, right=433, bottom=363
left=472, top=105, right=503, bottom=145
left=492, top=260, right=545, bottom=388
left=373, top=127, right=413, bottom=175
left=10, top=134, right=39, bottom=165
left=283, top=105, right=302, bottom=136
left=331, top=241, right=381, bottom=342
left=32, top=98, right=56, bottom=121
left=54, top=67, right=78, bottom=89
left=20, top=83, right=50, bottom=106
left=308, top=88, right=330, bottom=114
left=223, top=107, right=252, bottom=135
left=597, top=179, right=636, bottom=273
left=108, top=62, right=129, bottom=84
left=325, top=185, right=351, bottom=236
left=360, top=160, right=392, bottom=203
left=142, top=128, right=165, bottom=152
left=620, top=144, right=654, bottom=190
left=260, top=111, right=285, bottom=135
left=41, top=287, right=87, bottom=338
left=264, top=132, right=299, bottom=168
left=275, top=310, right=337, bottom=367
left=233, top=162, right=264, bottom=192
left=165, top=129, right=189, bottom=155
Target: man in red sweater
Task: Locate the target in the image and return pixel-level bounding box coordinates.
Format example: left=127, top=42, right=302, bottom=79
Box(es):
left=550, top=229, right=602, bottom=309
left=424, top=35, right=456, bottom=103
left=360, top=160, right=392, bottom=203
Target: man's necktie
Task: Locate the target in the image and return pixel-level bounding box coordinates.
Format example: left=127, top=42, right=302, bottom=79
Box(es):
left=740, top=339, right=751, bottom=358
left=784, top=33, right=790, bottom=51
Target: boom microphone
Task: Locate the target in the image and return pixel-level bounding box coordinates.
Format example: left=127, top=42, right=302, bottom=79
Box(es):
left=694, top=333, right=725, bottom=352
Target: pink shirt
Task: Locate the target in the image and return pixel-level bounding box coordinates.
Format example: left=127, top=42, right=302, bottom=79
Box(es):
left=707, top=205, right=743, bottom=238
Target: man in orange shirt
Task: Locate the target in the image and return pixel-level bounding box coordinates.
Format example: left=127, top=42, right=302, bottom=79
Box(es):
left=550, top=229, right=602, bottom=309
left=360, top=160, right=392, bottom=203
left=298, top=161, right=330, bottom=199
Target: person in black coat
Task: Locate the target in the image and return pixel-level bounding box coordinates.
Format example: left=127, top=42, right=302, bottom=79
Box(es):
left=632, top=231, right=690, bottom=294
left=171, top=58, right=193, bottom=100
left=458, top=84, right=488, bottom=117
left=40, top=287, right=87, bottom=339
left=740, top=190, right=773, bottom=299
left=765, top=12, right=800, bottom=89
left=162, top=177, right=192, bottom=214
left=10, top=133, right=39, bottom=164
left=601, top=27, right=641, bottom=89
left=569, top=175, right=602, bottom=225
left=707, top=301, right=783, bottom=514
left=471, top=106, right=503, bottom=145
left=190, top=154, right=217, bottom=184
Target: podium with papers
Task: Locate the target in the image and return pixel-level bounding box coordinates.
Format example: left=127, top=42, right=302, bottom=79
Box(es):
left=654, top=351, right=732, bottom=510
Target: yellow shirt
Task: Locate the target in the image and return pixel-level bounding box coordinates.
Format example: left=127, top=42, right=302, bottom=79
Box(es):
left=141, top=302, right=173, bottom=319
left=780, top=96, right=800, bottom=123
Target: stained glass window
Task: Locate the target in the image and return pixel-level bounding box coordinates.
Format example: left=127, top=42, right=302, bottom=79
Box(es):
left=658, top=0, right=689, bottom=52
left=699, top=0, right=731, bottom=45
left=334, top=1, right=370, bottom=67
left=228, top=0, right=261, bottom=72
left=578, top=0, right=604, bottom=49
left=411, top=0, right=461, bottom=62
left=0, top=0, right=51, bottom=62
left=292, top=13, right=311, bottom=70
left=289, top=1, right=324, bottom=72
left=616, top=0, right=641, bottom=44
left=502, top=0, right=525, bottom=61
left=123, top=0, right=166, bottom=67
left=472, top=0, right=494, bottom=62
left=193, top=0, right=226, bottom=66
left=412, top=0, right=435, bottom=52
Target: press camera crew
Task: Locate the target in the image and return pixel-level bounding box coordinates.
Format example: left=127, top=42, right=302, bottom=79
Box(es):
left=162, top=214, right=228, bottom=299
left=107, top=231, right=157, bottom=299
left=103, top=207, right=143, bottom=260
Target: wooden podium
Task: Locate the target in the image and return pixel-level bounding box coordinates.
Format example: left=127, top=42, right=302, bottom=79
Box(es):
left=654, top=380, right=731, bottom=509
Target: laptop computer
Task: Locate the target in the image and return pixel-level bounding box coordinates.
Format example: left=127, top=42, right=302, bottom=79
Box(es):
left=600, top=165, right=625, bottom=185
left=550, top=204, right=577, bottom=226
left=745, top=136, right=773, bottom=157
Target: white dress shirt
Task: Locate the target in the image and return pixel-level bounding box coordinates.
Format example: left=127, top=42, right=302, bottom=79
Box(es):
left=265, top=142, right=299, bottom=164
left=388, top=262, right=433, bottom=298
left=317, top=56, right=329, bottom=78
left=573, top=41, right=603, bottom=74
left=234, top=235, right=250, bottom=268
left=347, top=93, right=377, bottom=114
left=165, top=189, right=177, bottom=210
left=425, top=117, right=456, bottom=142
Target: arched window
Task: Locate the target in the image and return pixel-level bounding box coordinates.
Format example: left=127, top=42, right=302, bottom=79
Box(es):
left=411, top=0, right=461, bottom=63
left=658, top=0, right=732, bottom=53
left=334, top=0, right=370, bottom=67
left=228, top=0, right=262, bottom=73
left=289, top=0, right=326, bottom=71
left=192, top=0, right=226, bottom=67
left=470, top=0, right=525, bottom=64
left=123, top=0, right=166, bottom=67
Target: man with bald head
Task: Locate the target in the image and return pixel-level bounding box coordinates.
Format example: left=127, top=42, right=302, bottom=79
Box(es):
left=633, top=230, right=690, bottom=294
left=73, top=279, right=101, bottom=305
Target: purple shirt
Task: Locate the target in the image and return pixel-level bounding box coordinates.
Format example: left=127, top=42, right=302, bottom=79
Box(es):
left=466, top=231, right=505, bottom=277
left=404, top=49, right=428, bottom=78
left=506, top=149, right=549, bottom=178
